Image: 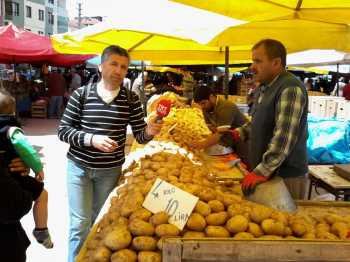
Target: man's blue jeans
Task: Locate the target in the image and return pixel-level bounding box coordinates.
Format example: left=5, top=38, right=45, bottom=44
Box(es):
left=67, top=159, right=121, bottom=262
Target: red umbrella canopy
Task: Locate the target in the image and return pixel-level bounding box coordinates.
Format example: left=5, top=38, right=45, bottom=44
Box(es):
left=0, top=23, right=94, bottom=66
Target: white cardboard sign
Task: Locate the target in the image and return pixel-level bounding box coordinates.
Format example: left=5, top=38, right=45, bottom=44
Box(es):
left=143, top=178, right=199, bottom=230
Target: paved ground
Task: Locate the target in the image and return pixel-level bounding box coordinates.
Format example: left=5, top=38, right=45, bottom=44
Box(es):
left=22, top=118, right=69, bottom=262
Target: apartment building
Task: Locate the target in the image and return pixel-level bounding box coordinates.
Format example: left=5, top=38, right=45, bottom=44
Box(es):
left=1, top=0, right=68, bottom=35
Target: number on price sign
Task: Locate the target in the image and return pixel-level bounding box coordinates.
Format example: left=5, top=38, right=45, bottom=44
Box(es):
left=143, top=178, right=199, bottom=230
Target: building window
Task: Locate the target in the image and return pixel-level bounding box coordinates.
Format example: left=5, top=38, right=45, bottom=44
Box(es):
left=25, top=28, right=31, bottom=31
left=5, top=1, right=19, bottom=16
left=48, top=0, right=54, bottom=4
left=48, top=12, right=54, bottom=25
left=26, top=6, right=31, bottom=18
left=38, top=9, right=44, bottom=21
left=38, top=31, right=44, bottom=35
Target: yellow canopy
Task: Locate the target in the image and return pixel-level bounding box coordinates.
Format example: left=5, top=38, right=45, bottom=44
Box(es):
left=173, top=0, right=350, bottom=52
left=287, top=66, right=329, bottom=74
left=51, top=22, right=257, bottom=64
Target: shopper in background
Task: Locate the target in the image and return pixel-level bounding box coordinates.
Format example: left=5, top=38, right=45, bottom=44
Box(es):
left=192, top=86, right=249, bottom=163
left=230, top=39, right=308, bottom=199
left=58, top=45, right=162, bottom=262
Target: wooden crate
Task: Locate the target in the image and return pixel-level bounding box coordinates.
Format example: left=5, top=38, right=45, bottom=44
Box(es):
left=31, top=104, right=47, bottom=118
left=163, top=238, right=350, bottom=262
left=163, top=201, right=350, bottom=262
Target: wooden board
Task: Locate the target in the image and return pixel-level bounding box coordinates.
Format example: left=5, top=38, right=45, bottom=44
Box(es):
left=162, top=201, right=350, bottom=262
left=309, top=165, right=350, bottom=189
left=163, top=238, right=350, bottom=262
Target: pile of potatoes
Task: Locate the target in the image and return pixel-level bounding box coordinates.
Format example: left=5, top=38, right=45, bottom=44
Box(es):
left=79, top=151, right=350, bottom=262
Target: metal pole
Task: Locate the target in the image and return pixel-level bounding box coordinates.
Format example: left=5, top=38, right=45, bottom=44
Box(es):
left=336, top=63, right=339, bottom=96
left=224, top=46, right=229, bottom=99
left=78, top=2, right=82, bottom=29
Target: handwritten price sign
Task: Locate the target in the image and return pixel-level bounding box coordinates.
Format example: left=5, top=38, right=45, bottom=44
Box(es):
left=143, top=178, right=199, bottom=230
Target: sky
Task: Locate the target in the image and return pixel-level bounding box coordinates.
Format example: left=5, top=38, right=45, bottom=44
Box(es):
left=65, top=0, right=243, bottom=44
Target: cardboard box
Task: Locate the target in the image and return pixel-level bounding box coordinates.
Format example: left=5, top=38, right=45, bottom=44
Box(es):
left=336, top=101, right=347, bottom=119
left=334, top=164, right=350, bottom=182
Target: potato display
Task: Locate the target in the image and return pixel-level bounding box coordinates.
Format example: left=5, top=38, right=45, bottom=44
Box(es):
left=78, top=94, right=350, bottom=262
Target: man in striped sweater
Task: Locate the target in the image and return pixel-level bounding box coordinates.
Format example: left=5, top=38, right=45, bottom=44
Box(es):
left=58, top=45, right=162, bottom=262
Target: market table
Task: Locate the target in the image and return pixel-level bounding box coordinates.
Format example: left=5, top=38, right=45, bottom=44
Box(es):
left=308, top=165, right=350, bottom=201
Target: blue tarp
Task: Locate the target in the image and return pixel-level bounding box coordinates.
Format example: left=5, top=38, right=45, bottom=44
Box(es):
left=307, top=115, right=350, bottom=164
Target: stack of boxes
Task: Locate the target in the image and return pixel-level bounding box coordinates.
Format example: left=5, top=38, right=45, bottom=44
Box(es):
left=308, top=96, right=350, bottom=119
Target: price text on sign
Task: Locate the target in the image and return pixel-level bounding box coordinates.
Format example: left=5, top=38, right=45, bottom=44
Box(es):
left=143, top=178, right=199, bottom=230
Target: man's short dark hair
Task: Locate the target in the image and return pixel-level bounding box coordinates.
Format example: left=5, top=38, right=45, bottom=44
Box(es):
left=253, top=39, right=287, bottom=67
left=193, top=86, right=215, bottom=103
left=101, top=45, right=130, bottom=63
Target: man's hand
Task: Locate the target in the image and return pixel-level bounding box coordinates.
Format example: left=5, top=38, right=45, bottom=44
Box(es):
left=146, top=116, right=163, bottom=137
left=91, top=135, right=118, bottom=153
left=35, top=171, right=45, bottom=182
left=9, top=158, right=30, bottom=176
left=241, top=172, right=268, bottom=196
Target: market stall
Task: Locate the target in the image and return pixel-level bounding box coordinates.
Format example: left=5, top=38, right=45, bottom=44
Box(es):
left=76, top=92, right=350, bottom=262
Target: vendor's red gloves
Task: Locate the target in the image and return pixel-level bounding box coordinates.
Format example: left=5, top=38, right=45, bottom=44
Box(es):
left=241, top=172, right=268, bottom=196
left=230, top=129, right=240, bottom=142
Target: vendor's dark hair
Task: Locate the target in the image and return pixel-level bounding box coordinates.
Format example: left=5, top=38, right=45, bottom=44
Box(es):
left=253, top=39, right=286, bottom=67
left=101, top=45, right=130, bottom=63
left=0, top=88, right=15, bottom=115
left=193, top=85, right=215, bottom=103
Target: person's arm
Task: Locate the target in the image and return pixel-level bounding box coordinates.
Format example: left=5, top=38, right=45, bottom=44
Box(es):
left=7, top=127, right=43, bottom=175
left=253, top=86, right=306, bottom=177
left=0, top=174, right=33, bottom=223
left=129, top=92, right=161, bottom=144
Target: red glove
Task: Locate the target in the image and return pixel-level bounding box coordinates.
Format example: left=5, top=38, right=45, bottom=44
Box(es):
left=241, top=172, right=268, bottom=196
left=230, top=129, right=240, bottom=142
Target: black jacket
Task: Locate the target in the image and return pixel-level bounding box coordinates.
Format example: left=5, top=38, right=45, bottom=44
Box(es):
left=0, top=116, right=32, bottom=262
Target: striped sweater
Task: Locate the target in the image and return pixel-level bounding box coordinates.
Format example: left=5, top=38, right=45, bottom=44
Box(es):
left=58, top=83, right=151, bottom=169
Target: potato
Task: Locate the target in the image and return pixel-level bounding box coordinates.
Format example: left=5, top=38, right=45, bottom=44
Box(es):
left=144, top=170, right=156, bottom=179
left=186, top=213, right=206, bottom=231
left=222, top=193, right=242, bottom=207
left=113, top=217, right=129, bottom=229
left=227, top=204, right=243, bottom=217
left=93, top=246, right=112, bottom=262
left=138, top=251, right=162, bottom=262
left=302, top=232, right=316, bottom=240
left=111, top=249, right=137, bottom=262
left=233, top=232, right=255, bottom=239
left=120, top=191, right=144, bottom=217
left=129, top=219, right=155, bottom=236
left=316, top=223, right=330, bottom=232
left=132, top=236, right=157, bottom=251
left=205, top=226, right=230, bottom=237
left=150, top=212, right=169, bottom=226
left=183, top=231, right=206, bottom=238
left=206, top=212, right=229, bottom=226
left=194, top=201, right=211, bottom=217
left=248, top=222, right=264, bottom=238
left=291, top=222, right=307, bottom=237
left=250, top=205, right=273, bottom=224
left=104, top=228, right=132, bottom=251
left=331, top=222, right=349, bottom=239
left=261, top=219, right=285, bottom=236
left=258, top=235, right=283, bottom=240
left=208, top=200, right=225, bottom=212
left=155, top=224, right=180, bottom=237
left=226, top=215, right=249, bottom=234
left=129, top=208, right=152, bottom=221
left=198, top=187, right=217, bottom=202
left=324, top=214, right=344, bottom=225
left=270, top=211, right=289, bottom=225
left=316, top=230, right=339, bottom=240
